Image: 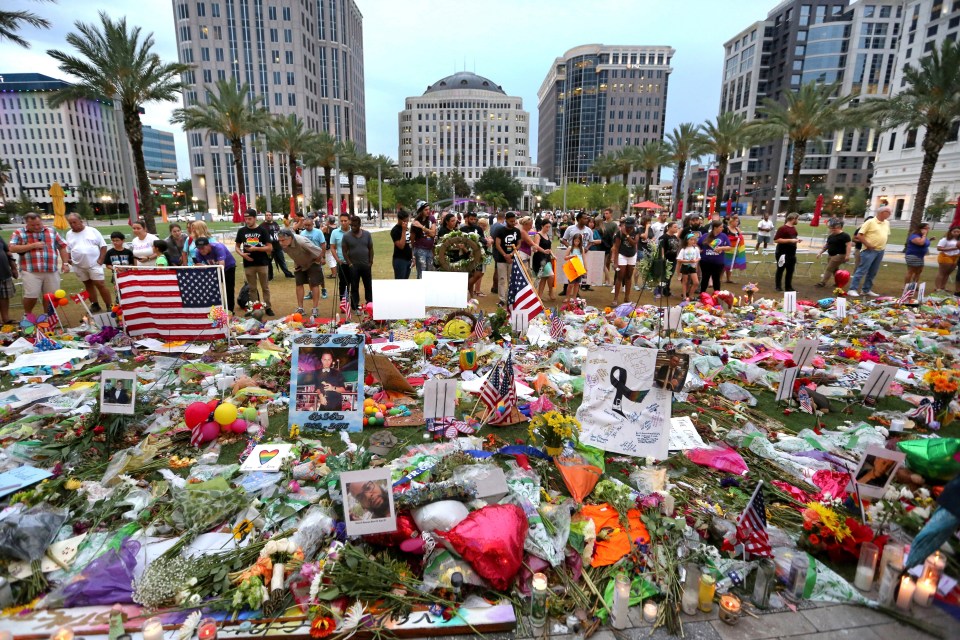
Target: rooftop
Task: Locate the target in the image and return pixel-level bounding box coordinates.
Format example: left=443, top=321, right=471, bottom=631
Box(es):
left=423, top=71, right=505, bottom=95
left=0, top=72, right=71, bottom=92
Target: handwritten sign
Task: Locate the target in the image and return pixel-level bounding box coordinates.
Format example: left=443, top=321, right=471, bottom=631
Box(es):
left=668, top=416, right=706, bottom=451
left=0, top=464, right=53, bottom=498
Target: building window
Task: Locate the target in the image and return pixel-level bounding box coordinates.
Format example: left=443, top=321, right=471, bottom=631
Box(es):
left=268, top=6, right=277, bottom=20
left=288, top=93, right=296, bottom=106
left=887, top=132, right=897, bottom=150
left=904, top=128, right=918, bottom=148
left=211, top=2, right=219, bottom=17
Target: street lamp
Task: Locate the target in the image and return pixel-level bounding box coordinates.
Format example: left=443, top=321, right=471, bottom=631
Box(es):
left=101, top=194, right=113, bottom=220
left=191, top=196, right=198, bottom=214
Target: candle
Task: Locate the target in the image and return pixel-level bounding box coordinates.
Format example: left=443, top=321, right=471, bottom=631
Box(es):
left=914, top=577, right=936, bottom=607
left=142, top=618, right=165, bottom=640
left=890, top=418, right=905, bottom=432
left=612, top=573, right=631, bottom=630
left=643, top=601, right=658, bottom=623
left=854, top=564, right=876, bottom=591
left=698, top=573, right=716, bottom=613
left=50, top=629, right=74, bottom=640
left=922, top=551, right=946, bottom=586
left=719, top=594, right=742, bottom=625
left=530, top=572, right=548, bottom=628
left=197, top=619, right=218, bottom=640
left=854, top=541, right=879, bottom=591
left=896, top=576, right=915, bottom=611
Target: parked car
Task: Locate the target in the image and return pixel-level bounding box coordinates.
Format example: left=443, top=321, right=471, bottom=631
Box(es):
left=798, top=212, right=814, bottom=221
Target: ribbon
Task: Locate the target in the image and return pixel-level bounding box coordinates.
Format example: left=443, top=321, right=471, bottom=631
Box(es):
left=610, top=366, right=649, bottom=417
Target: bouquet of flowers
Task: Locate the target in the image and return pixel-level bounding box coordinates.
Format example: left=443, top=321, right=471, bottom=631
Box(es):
left=918, top=368, right=960, bottom=427
left=527, top=410, right=580, bottom=456
left=800, top=502, right=887, bottom=563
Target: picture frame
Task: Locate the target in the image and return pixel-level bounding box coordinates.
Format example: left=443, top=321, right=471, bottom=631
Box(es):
left=653, top=350, right=689, bottom=391
left=340, top=468, right=397, bottom=536
left=288, top=333, right=365, bottom=433
left=849, top=445, right=906, bottom=500
left=99, top=370, right=137, bottom=415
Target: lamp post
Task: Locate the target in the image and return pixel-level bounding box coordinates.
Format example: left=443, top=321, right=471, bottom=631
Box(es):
left=101, top=194, right=113, bottom=220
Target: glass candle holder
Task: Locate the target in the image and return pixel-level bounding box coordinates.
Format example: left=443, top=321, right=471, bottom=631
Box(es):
left=718, top=594, right=741, bottom=625
left=612, top=573, right=631, bottom=629
left=530, top=572, right=548, bottom=627
left=642, top=601, right=658, bottom=623
left=895, top=576, right=915, bottom=611
left=698, top=573, right=716, bottom=613
left=876, top=542, right=904, bottom=586
left=922, top=551, right=946, bottom=586
left=751, top=558, right=776, bottom=609
left=877, top=555, right=904, bottom=607
left=786, top=554, right=808, bottom=603
left=854, top=541, right=879, bottom=591
left=141, top=617, right=165, bottom=640
left=49, top=630, right=74, bottom=640
left=681, top=563, right=701, bottom=615
left=913, top=576, right=936, bottom=607
left=197, top=619, right=218, bottom=640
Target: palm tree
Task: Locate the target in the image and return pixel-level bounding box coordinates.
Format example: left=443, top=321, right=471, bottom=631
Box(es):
left=0, top=0, right=52, bottom=49
left=264, top=114, right=317, bottom=201
left=633, top=141, right=672, bottom=201
left=699, top=112, right=754, bottom=205
left=748, top=82, right=866, bottom=214
left=171, top=79, right=271, bottom=203
left=47, top=12, right=190, bottom=233
left=360, top=154, right=398, bottom=217
left=869, top=39, right=960, bottom=229
left=336, top=140, right=362, bottom=216
left=666, top=123, right=706, bottom=217
left=614, top=146, right=642, bottom=187
left=303, top=131, right=338, bottom=211
left=588, top=152, right=618, bottom=184
left=0, top=159, right=11, bottom=193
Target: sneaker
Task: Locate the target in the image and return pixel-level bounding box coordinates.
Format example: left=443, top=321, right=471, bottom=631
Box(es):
left=311, top=308, right=320, bottom=318
left=265, top=308, right=275, bottom=316
left=847, top=289, right=860, bottom=297
left=322, top=289, right=328, bottom=299
left=866, top=290, right=880, bottom=297
left=90, top=303, right=102, bottom=312
left=754, top=249, right=760, bottom=255
left=814, top=282, right=825, bottom=288
left=304, top=292, right=313, bottom=300
left=295, top=307, right=304, bottom=315
left=610, top=287, right=616, bottom=294
left=634, top=285, right=642, bottom=291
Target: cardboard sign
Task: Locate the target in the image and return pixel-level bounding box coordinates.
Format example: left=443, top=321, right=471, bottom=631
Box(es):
left=783, top=291, right=797, bottom=314
left=792, top=339, right=820, bottom=368
left=668, top=416, right=706, bottom=451
left=835, top=297, right=847, bottom=319
left=584, top=250, right=606, bottom=285
left=365, top=351, right=416, bottom=394
left=423, top=272, right=469, bottom=308
left=240, top=444, right=296, bottom=472
left=665, top=306, right=683, bottom=332
left=776, top=367, right=800, bottom=403
left=289, top=333, right=365, bottom=433
left=423, top=378, right=457, bottom=419
left=510, top=310, right=530, bottom=334
left=862, top=364, right=897, bottom=400
left=372, top=279, right=426, bottom=320
left=916, top=282, right=926, bottom=302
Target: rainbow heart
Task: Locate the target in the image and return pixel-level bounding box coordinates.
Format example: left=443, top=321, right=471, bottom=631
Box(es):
left=258, top=449, right=280, bottom=466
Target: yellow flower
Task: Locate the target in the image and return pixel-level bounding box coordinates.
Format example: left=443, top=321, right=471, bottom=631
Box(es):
left=64, top=478, right=81, bottom=491
left=805, top=502, right=851, bottom=541
left=233, top=519, right=254, bottom=540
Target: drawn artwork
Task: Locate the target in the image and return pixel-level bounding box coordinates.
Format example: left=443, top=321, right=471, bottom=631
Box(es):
left=288, top=334, right=365, bottom=433
left=577, top=344, right=672, bottom=459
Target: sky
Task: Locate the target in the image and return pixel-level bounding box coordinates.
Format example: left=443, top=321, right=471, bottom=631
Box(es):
left=1, top=0, right=778, bottom=181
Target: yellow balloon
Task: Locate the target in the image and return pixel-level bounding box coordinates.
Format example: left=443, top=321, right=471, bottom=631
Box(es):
left=55, top=289, right=66, bottom=299
left=213, top=402, right=238, bottom=426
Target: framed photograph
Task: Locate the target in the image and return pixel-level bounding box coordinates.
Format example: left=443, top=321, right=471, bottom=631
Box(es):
left=653, top=351, right=689, bottom=392
left=849, top=445, right=906, bottom=499
left=99, top=370, right=137, bottom=415
left=289, top=333, right=365, bottom=433
left=340, top=468, right=397, bottom=536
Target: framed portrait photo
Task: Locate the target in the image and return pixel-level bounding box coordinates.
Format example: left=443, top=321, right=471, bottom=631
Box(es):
left=99, top=370, right=137, bottom=415
left=340, top=468, right=397, bottom=536
left=849, top=445, right=906, bottom=499
left=289, top=333, right=365, bottom=433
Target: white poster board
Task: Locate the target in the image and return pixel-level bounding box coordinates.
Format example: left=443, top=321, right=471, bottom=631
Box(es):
left=577, top=344, right=672, bottom=459
left=916, top=282, right=926, bottom=302
left=372, top=279, right=426, bottom=320
left=423, top=378, right=457, bottom=419
left=240, top=444, right=296, bottom=472
left=783, top=291, right=797, bottom=314
left=776, top=367, right=799, bottom=403
left=792, top=339, right=820, bottom=368
left=423, top=272, right=469, bottom=308
left=510, top=310, right=530, bottom=334
left=835, top=297, right=847, bottom=319
left=862, top=364, right=897, bottom=400
left=584, top=251, right=606, bottom=285
left=668, top=416, right=706, bottom=451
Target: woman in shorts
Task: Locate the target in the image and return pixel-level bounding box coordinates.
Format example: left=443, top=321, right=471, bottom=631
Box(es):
left=610, top=217, right=640, bottom=306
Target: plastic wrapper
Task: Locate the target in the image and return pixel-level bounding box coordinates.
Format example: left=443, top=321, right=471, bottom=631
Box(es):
left=772, top=547, right=872, bottom=605
left=717, top=382, right=758, bottom=407
left=437, top=504, right=527, bottom=591
left=0, top=505, right=67, bottom=562
left=412, top=500, right=469, bottom=533
left=291, top=506, right=337, bottom=557
left=421, top=547, right=487, bottom=592
left=685, top=446, right=749, bottom=476
left=898, top=438, right=960, bottom=481
left=46, top=539, right=140, bottom=607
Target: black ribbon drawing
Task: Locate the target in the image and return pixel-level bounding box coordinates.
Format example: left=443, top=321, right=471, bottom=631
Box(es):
left=610, top=366, right=649, bottom=417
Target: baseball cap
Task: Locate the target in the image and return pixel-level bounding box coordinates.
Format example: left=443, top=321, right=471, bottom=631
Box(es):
left=416, top=200, right=429, bottom=213
left=194, top=237, right=211, bottom=247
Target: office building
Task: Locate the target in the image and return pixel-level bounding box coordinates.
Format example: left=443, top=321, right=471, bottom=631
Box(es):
left=0, top=72, right=129, bottom=210
left=142, top=125, right=179, bottom=189
left=537, top=44, right=674, bottom=189
left=719, top=1, right=902, bottom=216
left=871, top=0, right=960, bottom=219
left=172, top=0, right=366, bottom=211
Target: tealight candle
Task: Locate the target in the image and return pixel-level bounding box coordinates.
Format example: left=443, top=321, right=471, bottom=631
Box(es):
left=719, top=594, right=742, bottom=625
left=50, top=629, right=74, bottom=640
left=896, top=576, right=915, bottom=611
left=197, top=619, right=218, bottom=640
left=643, top=601, right=659, bottom=623
left=914, top=577, right=936, bottom=607
left=142, top=618, right=165, bottom=640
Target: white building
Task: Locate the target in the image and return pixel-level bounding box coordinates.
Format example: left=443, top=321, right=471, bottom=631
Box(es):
left=871, top=0, right=960, bottom=220
left=0, top=72, right=129, bottom=210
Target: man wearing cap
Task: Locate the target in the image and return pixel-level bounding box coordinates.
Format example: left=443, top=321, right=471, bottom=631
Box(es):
left=263, top=212, right=294, bottom=280
left=493, top=212, right=521, bottom=306
left=235, top=209, right=274, bottom=316
left=277, top=228, right=325, bottom=318
left=411, top=201, right=437, bottom=278
left=194, top=236, right=237, bottom=312
left=9, top=212, right=70, bottom=316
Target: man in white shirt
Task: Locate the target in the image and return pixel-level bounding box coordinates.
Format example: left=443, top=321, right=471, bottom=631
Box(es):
left=755, top=213, right=775, bottom=254
left=65, top=214, right=111, bottom=311
left=649, top=212, right=668, bottom=246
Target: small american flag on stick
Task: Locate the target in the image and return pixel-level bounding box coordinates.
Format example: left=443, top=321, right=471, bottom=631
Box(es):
left=473, top=313, right=488, bottom=340
left=736, top=481, right=773, bottom=558
left=479, top=349, right=516, bottom=425
left=798, top=386, right=814, bottom=414
left=550, top=310, right=566, bottom=341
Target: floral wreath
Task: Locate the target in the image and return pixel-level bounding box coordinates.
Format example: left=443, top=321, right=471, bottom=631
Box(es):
left=434, top=231, right=485, bottom=272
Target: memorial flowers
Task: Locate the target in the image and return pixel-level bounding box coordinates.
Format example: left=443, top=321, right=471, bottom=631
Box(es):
left=527, top=410, right=581, bottom=456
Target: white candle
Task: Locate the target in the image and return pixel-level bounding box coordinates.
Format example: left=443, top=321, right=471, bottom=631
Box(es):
left=50, top=629, right=74, bottom=640
left=854, top=564, right=875, bottom=591
left=890, top=418, right=905, bottom=432
left=142, top=618, right=165, bottom=640
left=896, top=576, right=915, bottom=611
left=914, top=577, right=936, bottom=607
left=612, top=574, right=630, bottom=630
left=643, top=601, right=658, bottom=623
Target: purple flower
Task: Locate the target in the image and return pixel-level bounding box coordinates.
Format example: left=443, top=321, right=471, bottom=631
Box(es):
left=720, top=477, right=740, bottom=489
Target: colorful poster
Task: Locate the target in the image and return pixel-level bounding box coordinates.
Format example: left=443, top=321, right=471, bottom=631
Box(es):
left=288, top=333, right=365, bottom=433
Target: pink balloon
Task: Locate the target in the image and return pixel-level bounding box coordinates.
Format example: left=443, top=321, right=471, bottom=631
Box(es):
left=228, top=418, right=247, bottom=434
left=198, top=421, right=220, bottom=443
left=364, top=302, right=374, bottom=316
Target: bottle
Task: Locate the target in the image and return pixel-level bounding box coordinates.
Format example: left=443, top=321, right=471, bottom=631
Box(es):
left=566, top=614, right=584, bottom=640
left=785, top=555, right=808, bottom=603
left=751, top=559, right=776, bottom=609
left=681, top=563, right=701, bottom=615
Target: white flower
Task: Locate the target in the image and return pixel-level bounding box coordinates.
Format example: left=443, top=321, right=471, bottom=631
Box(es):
left=913, top=507, right=930, bottom=519
left=883, top=487, right=900, bottom=501
left=899, top=487, right=915, bottom=501
left=919, top=488, right=930, bottom=500
left=188, top=593, right=201, bottom=606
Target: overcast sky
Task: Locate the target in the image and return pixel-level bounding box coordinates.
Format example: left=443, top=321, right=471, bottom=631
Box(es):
left=2, top=0, right=777, bottom=180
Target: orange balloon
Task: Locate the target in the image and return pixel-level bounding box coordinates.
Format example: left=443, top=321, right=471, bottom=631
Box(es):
left=58, top=298, right=69, bottom=307
left=291, top=313, right=303, bottom=323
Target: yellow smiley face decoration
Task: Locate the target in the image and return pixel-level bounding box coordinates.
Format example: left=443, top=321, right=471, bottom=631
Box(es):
left=442, top=319, right=472, bottom=340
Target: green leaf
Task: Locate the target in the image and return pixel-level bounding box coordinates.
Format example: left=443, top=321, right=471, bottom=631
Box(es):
left=315, top=587, right=340, bottom=601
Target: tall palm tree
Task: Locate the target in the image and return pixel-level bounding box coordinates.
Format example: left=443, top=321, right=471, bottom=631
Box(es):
left=0, top=159, right=11, bottom=193
left=699, top=112, right=754, bottom=205
left=171, top=79, right=271, bottom=203
left=0, top=0, right=52, bottom=49
left=666, top=123, right=706, bottom=217
left=869, top=39, right=960, bottom=229
left=633, top=141, right=672, bottom=201
left=614, top=146, right=642, bottom=187
left=264, top=114, right=317, bottom=201
left=588, top=152, right=618, bottom=184
left=336, top=140, right=362, bottom=216
left=748, top=82, right=865, bottom=214
left=48, top=12, right=190, bottom=233
left=303, top=131, right=338, bottom=211
left=360, top=154, right=399, bottom=216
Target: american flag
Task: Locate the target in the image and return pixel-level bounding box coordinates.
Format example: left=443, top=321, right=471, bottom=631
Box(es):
left=550, top=310, right=566, bottom=341
left=473, top=313, right=487, bottom=340
left=897, top=285, right=914, bottom=304
left=339, top=291, right=351, bottom=320
left=798, top=386, right=814, bottom=414
left=479, top=349, right=516, bottom=425
left=736, top=482, right=772, bottom=558
left=508, top=254, right=543, bottom=320
left=116, top=266, right=226, bottom=340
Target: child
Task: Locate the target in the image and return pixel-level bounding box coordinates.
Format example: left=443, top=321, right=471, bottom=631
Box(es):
left=104, top=232, right=136, bottom=280
left=152, top=239, right=177, bottom=266
left=677, top=233, right=701, bottom=302
left=563, top=233, right=584, bottom=303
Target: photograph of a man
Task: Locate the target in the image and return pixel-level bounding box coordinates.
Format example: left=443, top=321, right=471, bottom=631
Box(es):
left=296, top=349, right=357, bottom=412
left=347, top=478, right=391, bottom=519
left=105, top=379, right=131, bottom=404
left=340, top=468, right=396, bottom=535
left=654, top=352, right=689, bottom=391
left=100, top=371, right=137, bottom=415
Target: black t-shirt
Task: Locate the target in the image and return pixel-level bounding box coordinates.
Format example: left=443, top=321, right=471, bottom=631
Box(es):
left=460, top=222, right=485, bottom=244
left=533, top=234, right=552, bottom=272
left=303, top=368, right=346, bottom=409
left=616, top=230, right=639, bottom=258
left=825, top=232, right=851, bottom=256
left=105, top=247, right=136, bottom=267
left=235, top=226, right=271, bottom=266
left=493, top=224, right=520, bottom=263
left=390, top=224, right=412, bottom=261
left=659, top=234, right=681, bottom=262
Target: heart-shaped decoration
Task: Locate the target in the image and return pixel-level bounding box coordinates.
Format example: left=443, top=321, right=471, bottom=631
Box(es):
left=258, top=448, right=280, bottom=466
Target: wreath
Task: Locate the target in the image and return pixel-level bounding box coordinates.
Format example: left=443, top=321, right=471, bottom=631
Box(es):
left=434, top=231, right=485, bottom=272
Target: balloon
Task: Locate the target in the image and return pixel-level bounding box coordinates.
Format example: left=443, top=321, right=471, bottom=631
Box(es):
left=227, top=418, right=247, bottom=434
left=58, top=298, right=69, bottom=307
left=437, top=504, right=527, bottom=591
left=364, top=302, right=374, bottom=316
left=55, top=289, right=66, bottom=299
left=834, top=270, right=851, bottom=288
left=290, top=313, right=303, bottom=323
left=243, top=407, right=258, bottom=421
left=213, top=402, right=238, bottom=426
left=207, top=398, right=220, bottom=410
left=459, top=347, right=478, bottom=371
left=184, top=401, right=211, bottom=428
left=199, top=421, right=220, bottom=443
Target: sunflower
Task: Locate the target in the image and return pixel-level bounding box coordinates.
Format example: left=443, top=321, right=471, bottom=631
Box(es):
left=805, top=502, right=851, bottom=541
left=310, top=615, right=336, bottom=638
left=232, top=519, right=254, bottom=541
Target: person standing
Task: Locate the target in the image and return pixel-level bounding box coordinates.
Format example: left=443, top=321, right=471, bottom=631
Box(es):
left=904, top=222, right=931, bottom=287
left=698, top=220, right=731, bottom=294
left=533, top=220, right=556, bottom=301
left=235, top=209, right=274, bottom=316
left=460, top=211, right=486, bottom=298
left=411, top=201, right=437, bottom=278
left=600, top=208, right=618, bottom=286
left=657, top=221, right=682, bottom=298
left=391, top=210, right=413, bottom=280
left=847, top=206, right=892, bottom=297
left=561, top=212, right=595, bottom=293
left=611, top=217, right=640, bottom=306
left=8, top=212, right=69, bottom=316
left=165, top=223, right=186, bottom=267
left=0, top=236, right=19, bottom=324
left=263, top=212, right=294, bottom=280
left=774, top=213, right=802, bottom=292
left=194, top=237, right=237, bottom=313
left=493, top=211, right=521, bottom=306
left=342, top=215, right=373, bottom=312
left=755, top=212, right=774, bottom=254
left=722, top=214, right=746, bottom=283
left=489, top=210, right=506, bottom=295
left=814, top=219, right=851, bottom=288
left=934, top=226, right=960, bottom=293
left=129, top=220, right=160, bottom=266
left=277, top=228, right=325, bottom=318
left=330, top=213, right=351, bottom=304
left=64, top=213, right=111, bottom=311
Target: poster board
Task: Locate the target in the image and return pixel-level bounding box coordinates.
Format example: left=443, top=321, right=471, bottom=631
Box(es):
left=422, top=272, right=469, bottom=308
left=371, top=280, right=426, bottom=320
left=577, top=344, right=672, bottom=459
left=783, top=290, right=797, bottom=314
left=584, top=250, right=606, bottom=285
left=776, top=367, right=799, bottom=403
left=835, top=297, right=847, bottom=319
left=848, top=445, right=906, bottom=499
left=289, top=334, right=365, bottom=433
left=423, top=378, right=457, bottom=419
left=861, top=364, right=897, bottom=400
left=792, top=339, right=820, bottom=368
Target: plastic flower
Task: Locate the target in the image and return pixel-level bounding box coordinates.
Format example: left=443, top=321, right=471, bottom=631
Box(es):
left=310, top=615, right=336, bottom=638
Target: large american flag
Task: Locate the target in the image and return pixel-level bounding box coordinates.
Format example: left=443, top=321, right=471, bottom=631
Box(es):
left=736, top=481, right=772, bottom=558
left=479, top=349, right=516, bottom=425
left=116, top=266, right=226, bottom=341
left=508, top=254, right=543, bottom=320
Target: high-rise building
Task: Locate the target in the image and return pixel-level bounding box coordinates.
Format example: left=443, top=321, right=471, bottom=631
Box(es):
left=537, top=44, right=674, bottom=189
left=0, top=72, right=130, bottom=210
left=871, top=0, right=960, bottom=219
left=172, top=0, right=365, bottom=212
left=142, top=125, right=179, bottom=190
left=719, top=1, right=902, bottom=217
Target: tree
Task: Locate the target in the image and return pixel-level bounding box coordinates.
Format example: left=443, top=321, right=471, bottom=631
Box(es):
left=171, top=79, right=270, bottom=204
left=613, top=146, right=641, bottom=186
left=749, top=82, right=866, bottom=215
left=799, top=186, right=828, bottom=213
left=545, top=184, right=589, bottom=210
left=482, top=191, right=509, bottom=212
left=870, top=39, right=960, bottom=230
left=586, top=183, right=627, bottom=211
left=336, top=140, right=363, bottom=216
left=699, top=112, right=754, bottom=204
left=366, top=179, right=397, bottom=212
left=633, top=141, right=671, bottom=201
left=665, top=123, right=706, bottom=217
left=451, top=170, right=471, bottom=199
left=264, top=114, right=317, bottom=202
left=303, top=132, right=338, bottom=211
left=846, top=187, right=867, bottom=219
left=474, top=168, right=523, bottom=207
left=924, top=187, right=953, bottom=227
left=588, top=152, right=619, bottom=184
left=48, top=13, right=190, bottom=233
left=0, top=0, right=52, bottom=49
left=0, top=159, right=10, bottom=195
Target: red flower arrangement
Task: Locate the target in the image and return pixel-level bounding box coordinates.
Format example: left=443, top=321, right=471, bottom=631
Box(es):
left=800, top=502, right=887, bottom=563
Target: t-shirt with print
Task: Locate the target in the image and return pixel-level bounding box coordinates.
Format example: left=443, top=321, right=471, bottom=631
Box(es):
left=235, top=226, right=271, bottom=266
left=105, top=248, right=136, bottom=268
left=493, top=224, right=520, bottom=263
